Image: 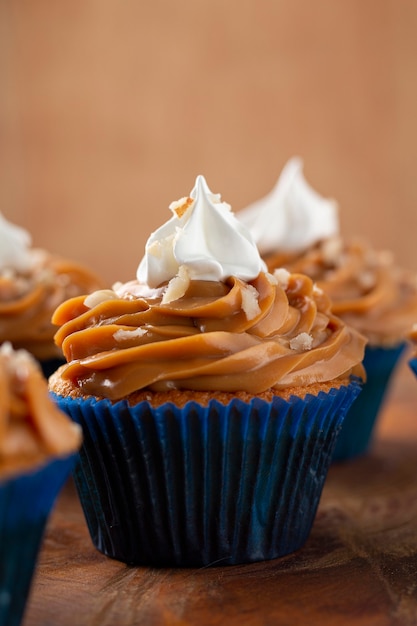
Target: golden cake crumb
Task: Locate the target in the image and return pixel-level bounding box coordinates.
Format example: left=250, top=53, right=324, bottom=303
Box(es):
left=49, top=367, right=350, bottom=408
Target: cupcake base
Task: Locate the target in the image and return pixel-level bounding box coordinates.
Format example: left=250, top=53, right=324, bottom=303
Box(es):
left=0, top=456, right=76, bottom=626
left=52, top=379, right=361, bottom=567
left=332, top=344, right=405, bottom=462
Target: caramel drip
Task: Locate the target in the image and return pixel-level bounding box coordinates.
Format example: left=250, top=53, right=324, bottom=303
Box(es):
left=52, top=272, right=366, bottom=401
left=0, top=346, right=81, bottom=478
left=265, top=240, right=417, bottom=346
left=0, top=252, right=104, bottom=360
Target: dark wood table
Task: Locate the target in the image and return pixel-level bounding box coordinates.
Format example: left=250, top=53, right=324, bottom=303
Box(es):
left=23, top=357, right=417, bottom=626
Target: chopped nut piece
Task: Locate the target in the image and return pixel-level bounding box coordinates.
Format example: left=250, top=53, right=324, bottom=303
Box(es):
left=241, top=284, right=261, bottom=320
left=313, top=284, right=324, bottom=296
left=114, top=327, right=147, bottom=341
left=290, top=332, right=313, bottom=351
left=265, top=272, right=278, bottom=286
left=162, top=265, right=190, bottom=304
left=84, top=289, right=119, bottom=309
left=273, top=268, right=290, bottom=290
left=358, top=271, right=376, bottom=291
left=169, top=196, right=194, bottom=218
left=321, top=236, right=343, bottom=265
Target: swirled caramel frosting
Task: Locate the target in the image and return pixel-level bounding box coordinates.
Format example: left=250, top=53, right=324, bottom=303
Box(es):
left=0, top=343, right=82, bottom=479
left=264, top=237, right=417, bottom=347
left=49, top=270, right=366, bottom=404
left=0, top=249, right=104, bottom=361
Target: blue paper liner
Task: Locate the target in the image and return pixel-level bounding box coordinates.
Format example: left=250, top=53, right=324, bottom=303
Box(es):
left=409, top=357, right=417, bottom=377
left=332, top=344, right=405, bottom=462
left=52, top=379, right=361, bottom=567
left=0, top=455, right=77, bottom=626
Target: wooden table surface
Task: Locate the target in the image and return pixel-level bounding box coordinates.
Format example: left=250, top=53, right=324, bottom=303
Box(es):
left=23, top=357, right=417, bottom=626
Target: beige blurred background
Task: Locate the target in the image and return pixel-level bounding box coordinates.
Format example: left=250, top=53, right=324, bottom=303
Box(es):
left=0, top=1, right=416, bottom=286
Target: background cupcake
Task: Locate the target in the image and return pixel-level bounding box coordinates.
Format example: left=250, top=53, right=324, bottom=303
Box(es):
left=0, top=211, right=105, bottom=377
left=238, top=158, right=417, bottom=461
left=0, top=343, right=81, bottom=626
left=49, top=175, right=365, bottom=567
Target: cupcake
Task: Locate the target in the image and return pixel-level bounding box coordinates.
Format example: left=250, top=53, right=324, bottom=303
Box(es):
left=0, top=212, right=104, bottom=377
left=49, top=175, right=365, bottom=567
left=238, top=157, right=417, bottom=461
left=0, top=342, right=81, bottom=626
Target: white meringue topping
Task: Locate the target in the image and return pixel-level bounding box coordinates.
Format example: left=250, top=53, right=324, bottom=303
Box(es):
left=238, top=157, right=339, bottom=254
left=0, top=212, right=33, bottom=272
left=137, top=175, right=264, bottom=288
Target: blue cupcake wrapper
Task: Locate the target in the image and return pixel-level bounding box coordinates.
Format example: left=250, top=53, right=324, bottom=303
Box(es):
left=332, top=344, right=405, bottom=462
left=409, top=357, right=417, bottom=377
left=0, top=455, right=77, bottom=626
left=52, top=379, right=361, bottom=567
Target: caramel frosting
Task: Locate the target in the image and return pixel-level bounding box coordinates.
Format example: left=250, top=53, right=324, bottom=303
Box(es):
left=50, top=270, right=366, bottom=402
left=0, top=249, right=104, bottom=360
left=0, top=343, right=82, bottom=479
left=265, top=237, right=417, bottom=347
